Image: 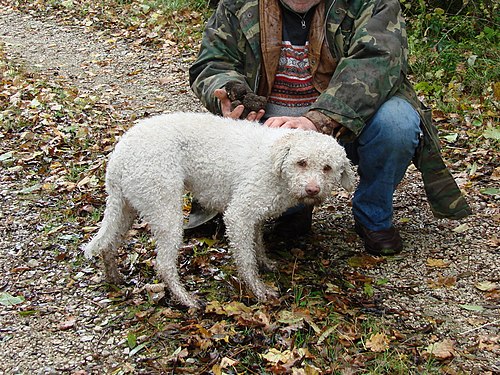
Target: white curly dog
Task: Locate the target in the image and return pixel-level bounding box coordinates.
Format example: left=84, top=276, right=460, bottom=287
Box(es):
left=84, top=112, right=354, bottom=309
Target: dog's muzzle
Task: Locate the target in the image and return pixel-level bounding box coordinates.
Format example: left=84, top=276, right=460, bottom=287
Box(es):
left=300, top=195, right=324, bottom=206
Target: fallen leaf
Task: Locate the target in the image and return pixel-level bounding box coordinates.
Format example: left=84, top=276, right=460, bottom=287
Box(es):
left=220, top=356, right=237, bottom=368
left=19, top=183, right=42, bottom=194
left=426, top=258, right=450, bottom=268
left=425, top=339, right=455, bottom=359
left=443, top=133, right=458, bottom=143
left=223, top=301, right=253, bottom=316
left=363, top=282, right=374, bottom=297
left=324, top=283, right=342, bottom=294
left=347, top=255, right=385, bottom=268
left=428, top=276, right=457, bottom=289
left=127, top=332, right=137, bottom=349
left=10, top=267, right=30, bottom=273
left=292, top=364, right=321, bottom=375
left=129, top=342, right=147, bottom=357
left=261, top=348, right=294, bottom=364
left=0, top=151, right=14, bottom=162
left=480, top=187, right=500, bottom=196
left=459, top=304, right=484, bottom=312
left=365, top=332, right=390, bottom=352
left=478, top=335, right=500, bottom=352
left=260, top=347, right=309, bottom=367
left=205, top=300, right=225, bottom=315
left=485, top=289, right=500, bottom=302
left=474, top=281, right=498, bottom=292
left=491, top=167, right=500, bottom=181
left=317, top=326, right=336, bottom=345
left=277, top=310, right=305, bottom=325
left=159, top=76, right=173, bottom=85
left=0, top=292, right=25, bottom=306
left=208, top=321, right=230, bottom=342
left=211, top=364, right=222, bottom=375
left=452, top=223, right=469, bottom=233
left=160, top=308, right=182, bottom=319
left=483, top=126, right=500, bottom=140
left=165, top=346, right=189, bottom=363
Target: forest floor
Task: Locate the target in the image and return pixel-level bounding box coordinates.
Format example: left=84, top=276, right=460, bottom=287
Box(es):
left=0, top=5, right=499, bottom=374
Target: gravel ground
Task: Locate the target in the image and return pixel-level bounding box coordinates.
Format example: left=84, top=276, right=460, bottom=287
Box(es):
left=1, top=6, right=499, bottom=374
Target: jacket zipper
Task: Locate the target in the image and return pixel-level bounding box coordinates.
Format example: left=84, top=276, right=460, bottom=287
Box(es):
left=324, top=0, right=341, bottom=60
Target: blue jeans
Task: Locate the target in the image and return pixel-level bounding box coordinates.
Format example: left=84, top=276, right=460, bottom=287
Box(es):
left=343, top=96, right=421, bottom=231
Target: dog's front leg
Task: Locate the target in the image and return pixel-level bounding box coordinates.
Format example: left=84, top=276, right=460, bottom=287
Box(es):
left=254, top=222, right=277, bottom=272
left=224, top=207, right=278, bottom=302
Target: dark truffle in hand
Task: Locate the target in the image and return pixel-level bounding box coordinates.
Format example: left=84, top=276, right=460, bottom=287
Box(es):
left=225, top=81, right=250, bottom=102
left=224, top=81, right=267, bottom=119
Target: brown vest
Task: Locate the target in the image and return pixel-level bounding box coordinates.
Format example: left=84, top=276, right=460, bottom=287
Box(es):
left=258, top=0, right=337, bottom=97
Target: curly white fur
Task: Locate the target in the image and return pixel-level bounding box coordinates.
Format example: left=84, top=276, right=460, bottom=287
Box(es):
left=84, top=112, right=354, bottom=308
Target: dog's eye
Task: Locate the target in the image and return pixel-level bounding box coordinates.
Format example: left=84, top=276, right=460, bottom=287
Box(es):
left=323, top=165, right=332, bottom=173
left=297, top=160, right=307, bottom=168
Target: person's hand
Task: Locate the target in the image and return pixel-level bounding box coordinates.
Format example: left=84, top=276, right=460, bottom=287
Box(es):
left=214, top=89, right=265, bottom=122
left=263, top=116, right=317, bottom=131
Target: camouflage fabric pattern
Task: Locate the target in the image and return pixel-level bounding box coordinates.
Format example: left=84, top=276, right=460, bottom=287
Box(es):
left=189, top=0, right=471, bottom=220
left=412, top=98, right=471, bottom=219
left=189, top=0, right=262, bottom=114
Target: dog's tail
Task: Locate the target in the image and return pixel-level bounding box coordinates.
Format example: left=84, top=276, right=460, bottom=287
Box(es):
left=84, top=183, right=135, bottom=259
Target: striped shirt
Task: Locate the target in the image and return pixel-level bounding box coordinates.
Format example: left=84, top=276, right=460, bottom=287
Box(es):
left=265, top=4, right=320, bottom=118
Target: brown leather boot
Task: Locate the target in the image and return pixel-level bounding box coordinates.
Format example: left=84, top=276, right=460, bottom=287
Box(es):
left=354, top=221, right=403, bottom=256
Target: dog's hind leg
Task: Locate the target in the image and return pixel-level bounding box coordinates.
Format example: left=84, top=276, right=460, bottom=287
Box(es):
left=142, top=190, right=200, bottom=309
left=84, top=183, right=135, bottom=284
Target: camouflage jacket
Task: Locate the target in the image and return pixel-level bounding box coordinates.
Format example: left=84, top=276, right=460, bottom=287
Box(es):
left=189, top=0, right=471, bottom=219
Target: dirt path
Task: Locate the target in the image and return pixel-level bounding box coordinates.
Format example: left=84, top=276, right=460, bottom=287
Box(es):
left=0, top=7, right=202, bottom=116
left=1, top=6, right=499, bottom=374
left=0, top=7, right=202, bottom=373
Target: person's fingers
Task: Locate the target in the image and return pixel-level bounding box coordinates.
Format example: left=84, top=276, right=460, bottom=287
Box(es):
left=245, top=111, right=257, bottom=121
left=214, top=88, right=233, bottom=117
left=214, top=88, right=228, bottom=100
left=230, top=105, right=245, bottom=120
left=255, top=109, right=266, bottom=122
left=263, top=118, right=283, bottom=128
left=263, top=116, right=318, bottom=130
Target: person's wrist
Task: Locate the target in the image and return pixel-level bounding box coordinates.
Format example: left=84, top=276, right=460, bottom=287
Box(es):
left=300, top=116, right=319, bottom=131
left=303, top=110, right=340, bottom=135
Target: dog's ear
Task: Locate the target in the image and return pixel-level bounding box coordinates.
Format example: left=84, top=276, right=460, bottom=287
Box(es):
left=340, top=161, right=356, bottom=192
left=271, top=134, right=292, bottom=177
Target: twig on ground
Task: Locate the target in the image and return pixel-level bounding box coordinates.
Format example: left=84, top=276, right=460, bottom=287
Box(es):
left=459, top=319, right=500, bottom=335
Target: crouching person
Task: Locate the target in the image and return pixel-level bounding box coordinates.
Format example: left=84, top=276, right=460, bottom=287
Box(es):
left=189, top=0, right=471, bottom=255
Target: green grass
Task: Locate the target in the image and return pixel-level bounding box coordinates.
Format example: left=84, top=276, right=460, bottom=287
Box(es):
left=406, top=8, right=500, bottom=158
left=407, top=8, right=499, bottom=100
left=146, top=0, right=211, bottom=13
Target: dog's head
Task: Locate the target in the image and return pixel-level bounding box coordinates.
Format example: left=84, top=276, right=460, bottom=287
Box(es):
left=272, top=131, right=355, bottom=205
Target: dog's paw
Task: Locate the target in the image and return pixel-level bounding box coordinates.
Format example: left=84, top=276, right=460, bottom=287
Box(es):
left=168, top=295, right=203, bottom=312
left=251, top=282, right=279, bottom=302
left=104, top=267, right=124, bottom=285
left=171, top=292, right=202, bottom=310
left=258, top=257, right=278, bottom=272
left=106, top=274, right=124, bottom=285
left=83, top=245, right=95, bottom=259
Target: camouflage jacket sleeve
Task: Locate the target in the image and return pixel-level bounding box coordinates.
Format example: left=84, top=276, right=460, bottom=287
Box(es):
left=311, top=0, right=407, bottom=137
left=189, top=1, right=259, bottom=115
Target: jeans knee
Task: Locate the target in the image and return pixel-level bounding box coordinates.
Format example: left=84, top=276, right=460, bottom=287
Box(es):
left=363, top=97, right=421, bottom=153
